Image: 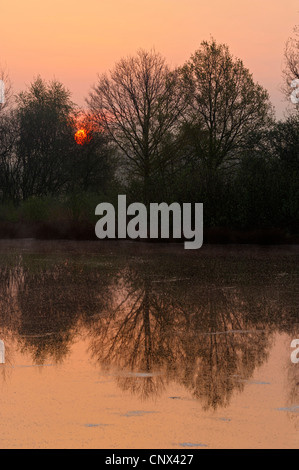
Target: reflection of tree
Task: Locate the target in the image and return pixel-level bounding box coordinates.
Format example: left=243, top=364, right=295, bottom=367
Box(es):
left=180, top=286, right=272, bottom=410
left=0, top=253, right=114, bottom=365
left=89, top=271, right=184, bottom=399
left=279, top=280, right=299, bottom=429
left=1, top=246, right=298, bottom=412
left=89, top=265, right=273, bottom=408
left=286, top=354, right=299, bottom=430
left=0, top=254, right=24, bottom=331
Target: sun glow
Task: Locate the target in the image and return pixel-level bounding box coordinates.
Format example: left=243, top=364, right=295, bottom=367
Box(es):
left=74, top=128, right=90, bottom=145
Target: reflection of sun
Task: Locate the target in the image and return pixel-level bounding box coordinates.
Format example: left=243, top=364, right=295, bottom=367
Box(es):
left=74, top=128, right=90, bottom=145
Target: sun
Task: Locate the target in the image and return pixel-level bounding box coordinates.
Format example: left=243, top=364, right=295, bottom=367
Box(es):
left=74, top=128, right=90, bottom=145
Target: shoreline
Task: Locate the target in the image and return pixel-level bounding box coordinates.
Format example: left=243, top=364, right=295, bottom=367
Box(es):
left=0, top=220, right=298, bottom=245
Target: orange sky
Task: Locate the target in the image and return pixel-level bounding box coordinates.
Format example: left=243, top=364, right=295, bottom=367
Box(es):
left=1, top=0, right=298, bottom=118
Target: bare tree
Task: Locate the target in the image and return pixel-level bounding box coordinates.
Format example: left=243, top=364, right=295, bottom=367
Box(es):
left=179, top=39, right=273, bottom=171
left=0, top=66, right=13, bottom=113
left=88, top=49, right=186, bottom=204
left=283, top=26, right=299, bottom=110
left=284, top=26, right=299, bottom=82
left=0, top=68, right=19, bottom=202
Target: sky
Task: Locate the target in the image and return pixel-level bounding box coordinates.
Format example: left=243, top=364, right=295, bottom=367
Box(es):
left=1, top=0, right=298, bottom=118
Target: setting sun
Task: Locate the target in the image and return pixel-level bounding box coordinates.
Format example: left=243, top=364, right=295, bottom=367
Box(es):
left=74, top=128, right=90, bottom=145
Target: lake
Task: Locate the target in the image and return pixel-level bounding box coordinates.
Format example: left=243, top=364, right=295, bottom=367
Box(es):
left=0, top=239, right=298, bottom=449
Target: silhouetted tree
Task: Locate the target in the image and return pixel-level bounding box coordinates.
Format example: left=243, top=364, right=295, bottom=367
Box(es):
left=0, top=69, right=19, bottom=202
left=16, top=77, right=77, bottom=200
left=283, top=25, right=299, bottom=109
left=0, top=67, right=13, bottom=113
left=178, top=39, right=273, bottom=172
left=88, top=49, right=186, bottom=204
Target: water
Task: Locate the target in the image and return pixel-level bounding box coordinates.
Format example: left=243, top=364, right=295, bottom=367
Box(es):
left=0, top=239, right=298, bottom=449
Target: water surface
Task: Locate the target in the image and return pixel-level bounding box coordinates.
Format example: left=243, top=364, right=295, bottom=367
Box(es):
left=0, top=240, right=298, bottom=449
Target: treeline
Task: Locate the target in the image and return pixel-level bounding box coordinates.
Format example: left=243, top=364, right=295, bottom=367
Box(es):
left=0, top=38, right=298, bottom=242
